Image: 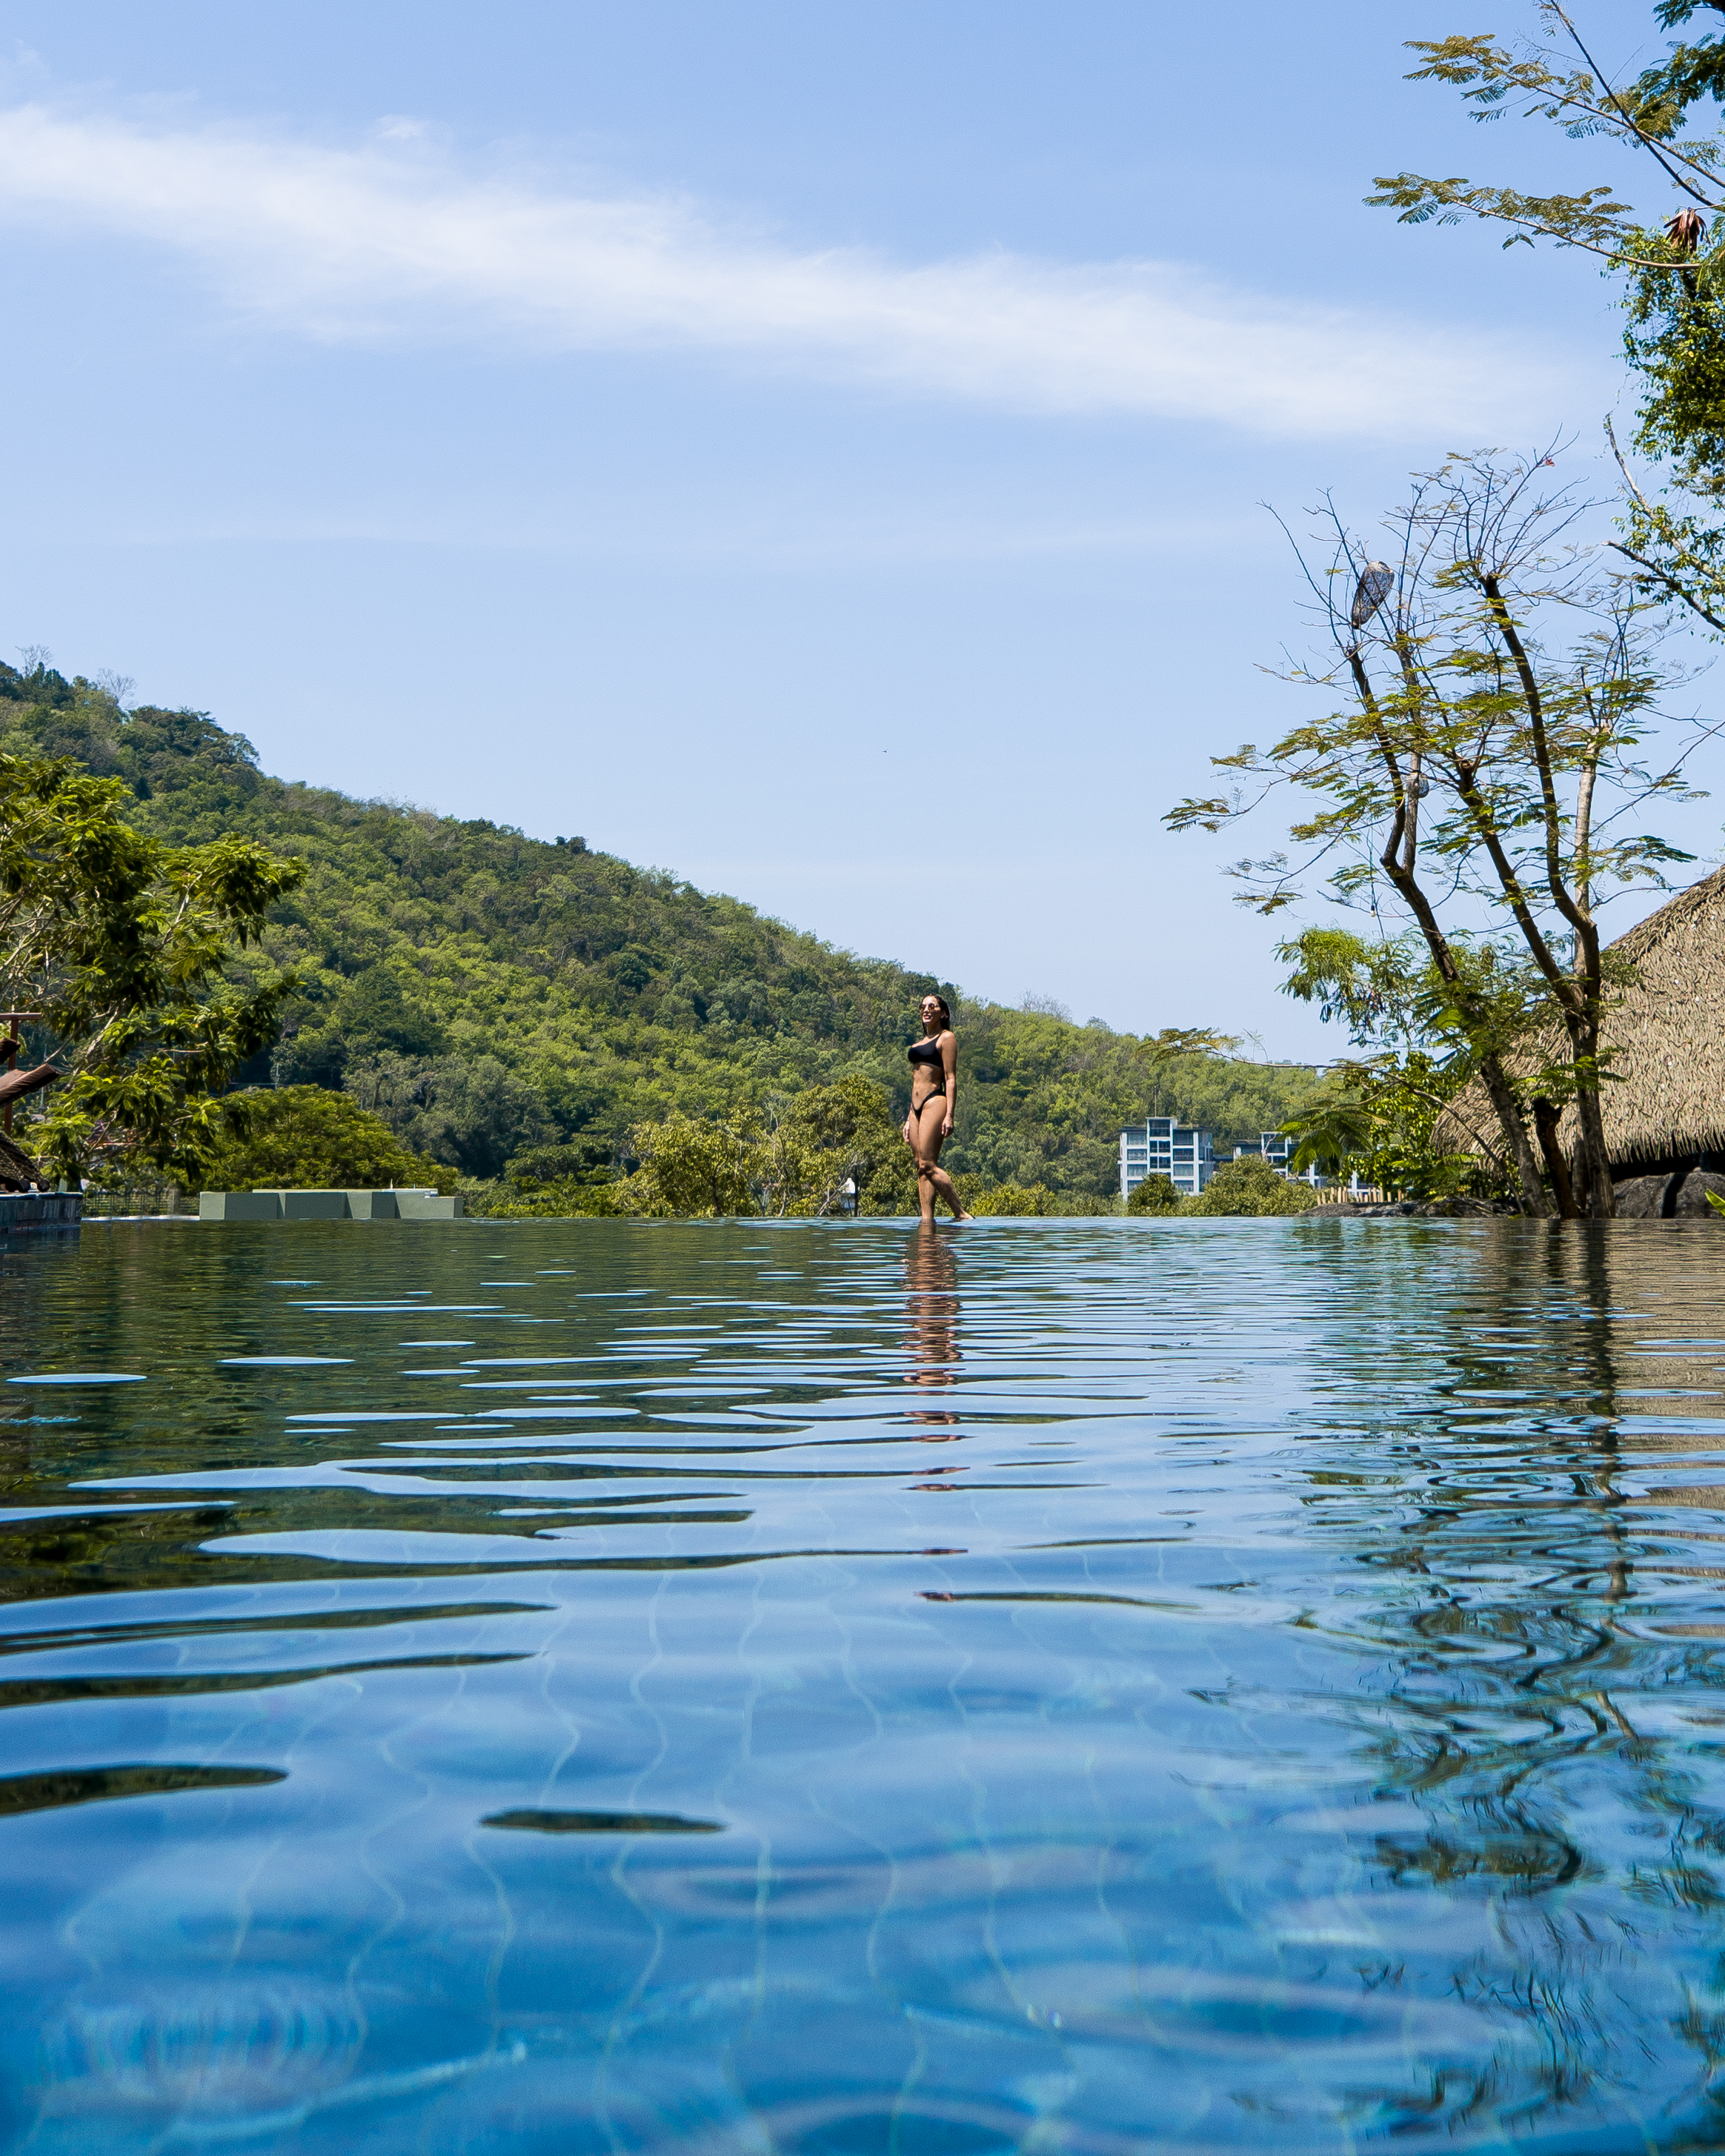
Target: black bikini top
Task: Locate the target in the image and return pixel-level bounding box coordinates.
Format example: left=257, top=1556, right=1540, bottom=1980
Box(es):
left=908, top=1036, right=944, bottom=1066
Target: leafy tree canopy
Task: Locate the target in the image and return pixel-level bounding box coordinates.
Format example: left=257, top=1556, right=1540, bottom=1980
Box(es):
left=616, top=1078, right=911, bottom=1217
left=0, top=740, right=302, bottom=1178
left=1126, top=1172, right=1181, bottom=1214
left=1367, top=1, right=1725, bottom=641
left=200, top=1087, right=453, bottom=1194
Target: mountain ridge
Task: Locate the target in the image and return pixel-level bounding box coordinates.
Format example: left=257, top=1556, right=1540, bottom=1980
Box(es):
left=0, top=661, right=1320, bottom=1194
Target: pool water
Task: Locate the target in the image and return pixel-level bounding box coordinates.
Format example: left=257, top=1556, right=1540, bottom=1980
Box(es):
left=3, top=1217, right=1725, bottom=2153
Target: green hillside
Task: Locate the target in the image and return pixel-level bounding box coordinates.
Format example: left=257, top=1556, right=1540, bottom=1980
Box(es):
left=0, top=662, right=1321, bottom=1198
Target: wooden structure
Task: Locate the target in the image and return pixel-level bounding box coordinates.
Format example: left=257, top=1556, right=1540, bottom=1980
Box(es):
left=0, top=1011, right=61, bottom=1196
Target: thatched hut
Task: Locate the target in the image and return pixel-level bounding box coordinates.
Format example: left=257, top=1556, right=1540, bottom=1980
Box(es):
left=1437, top=865, right=1725, bottom=1212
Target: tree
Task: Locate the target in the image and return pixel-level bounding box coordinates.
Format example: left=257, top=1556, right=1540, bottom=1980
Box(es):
left=617, top=1109, right=761, bottom=1216
left=1277, top=927, right=1534, bottom=1200
left=971, top=1182, right=1051, bottom=1215
left=616, top=1078, right=911, bottom=1217
left=199, top=1087, right=453, bottom=1192
left=1282, top=1058, right=1515, bottom=1204
left=1, top=751, right=303, bottom=1178
left=466, top=1137, right=620, bottom=1218
left=767, top=1074, right=901, bottom=1216
left=345, top=1052, right=555, bottom=1179
left=1167, top=456, right=1698, bottom=1218
left=502, top=1137, right=616, bottom=1191
left=1367, top=2, right=1725, bottom=630
left=1126, top=1172, right=1181, bottom=1214
left=1368, top=10, right=1691, bottom=271
left=278, top=967, right=445, bottom=1085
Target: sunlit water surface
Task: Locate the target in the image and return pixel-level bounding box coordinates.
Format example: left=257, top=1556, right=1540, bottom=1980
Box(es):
left=3, top=1217, right=1725, bottom=2153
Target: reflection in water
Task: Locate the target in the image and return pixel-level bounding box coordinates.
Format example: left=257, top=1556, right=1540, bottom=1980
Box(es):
left=902, top=1225, right=961, bottom=1434
left=0, top=1764, right=285, bottom=1817
left=1313, top=1227, right=1725, bottom=2140
left=482, top=1808, right=726, bottom=1835
left=10, top=1220, right=1725, bottom=2148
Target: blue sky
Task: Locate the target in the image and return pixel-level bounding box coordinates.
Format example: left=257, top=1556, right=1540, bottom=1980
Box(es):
left=0, top=1, right=1706, bottom=1053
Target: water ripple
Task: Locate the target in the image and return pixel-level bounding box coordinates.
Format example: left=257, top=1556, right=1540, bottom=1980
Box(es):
left=4, top=1219, right=1725, bottom=2150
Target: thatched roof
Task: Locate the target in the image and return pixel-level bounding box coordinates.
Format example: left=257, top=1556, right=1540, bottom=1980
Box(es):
left=1435, top=865, right=1725, bottom=1171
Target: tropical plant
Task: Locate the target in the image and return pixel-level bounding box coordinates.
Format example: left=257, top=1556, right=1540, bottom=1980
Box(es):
left=1283, top=1058, right=1517, bottom=1203
left=1281, top=1094, right=1380, bottom=1184
left=1, top=748, right=303, bottom=1179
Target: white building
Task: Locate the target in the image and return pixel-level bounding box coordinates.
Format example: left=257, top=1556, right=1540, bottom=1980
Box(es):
left=1118, top=1117, right=1214, bottom=1201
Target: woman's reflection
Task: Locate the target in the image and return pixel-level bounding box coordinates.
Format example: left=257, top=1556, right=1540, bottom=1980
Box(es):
left=903, top=1228, right=961, bottom=1435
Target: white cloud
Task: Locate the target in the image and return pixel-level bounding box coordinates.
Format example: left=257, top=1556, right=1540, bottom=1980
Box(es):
left=0, top=104, right=1589, bottom=439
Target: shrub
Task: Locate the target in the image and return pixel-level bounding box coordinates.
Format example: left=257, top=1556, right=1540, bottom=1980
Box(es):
left=969, top=1181, right=1052, bottom=1216
left=1179, top=1157, right=1320, bottom=1217
left=462, top=1177, right=621, bottom=1219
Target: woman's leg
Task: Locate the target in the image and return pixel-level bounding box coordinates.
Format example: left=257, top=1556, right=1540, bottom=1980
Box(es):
left=912, top=1101, right=939, bottom=1225
left=914, top=1104, right=971, bottom=1221
left=927, top=1159, right=970, bottom=1220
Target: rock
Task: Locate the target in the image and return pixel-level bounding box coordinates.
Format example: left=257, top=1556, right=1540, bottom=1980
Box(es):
left=1613, top=1174, right=1676, bottom=1219
left=1409, top=1198, right=1523, bottom=1217
left=1674, top=1169, right=1725, bottom=1219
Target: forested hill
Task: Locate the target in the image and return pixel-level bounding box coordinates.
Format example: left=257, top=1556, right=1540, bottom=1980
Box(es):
left=0, top=663, right=1320, bottom=1197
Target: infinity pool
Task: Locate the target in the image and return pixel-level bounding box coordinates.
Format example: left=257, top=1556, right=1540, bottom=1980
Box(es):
left=2, top=1217, right=1724, bottom=2152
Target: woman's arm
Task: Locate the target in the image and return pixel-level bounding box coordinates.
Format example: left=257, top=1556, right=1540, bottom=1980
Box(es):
left=940, top=1031, right=957, bottom=1137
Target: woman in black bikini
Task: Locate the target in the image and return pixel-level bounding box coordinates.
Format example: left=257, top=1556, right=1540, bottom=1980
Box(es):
left=903, top=994, right=972, bottom=1227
